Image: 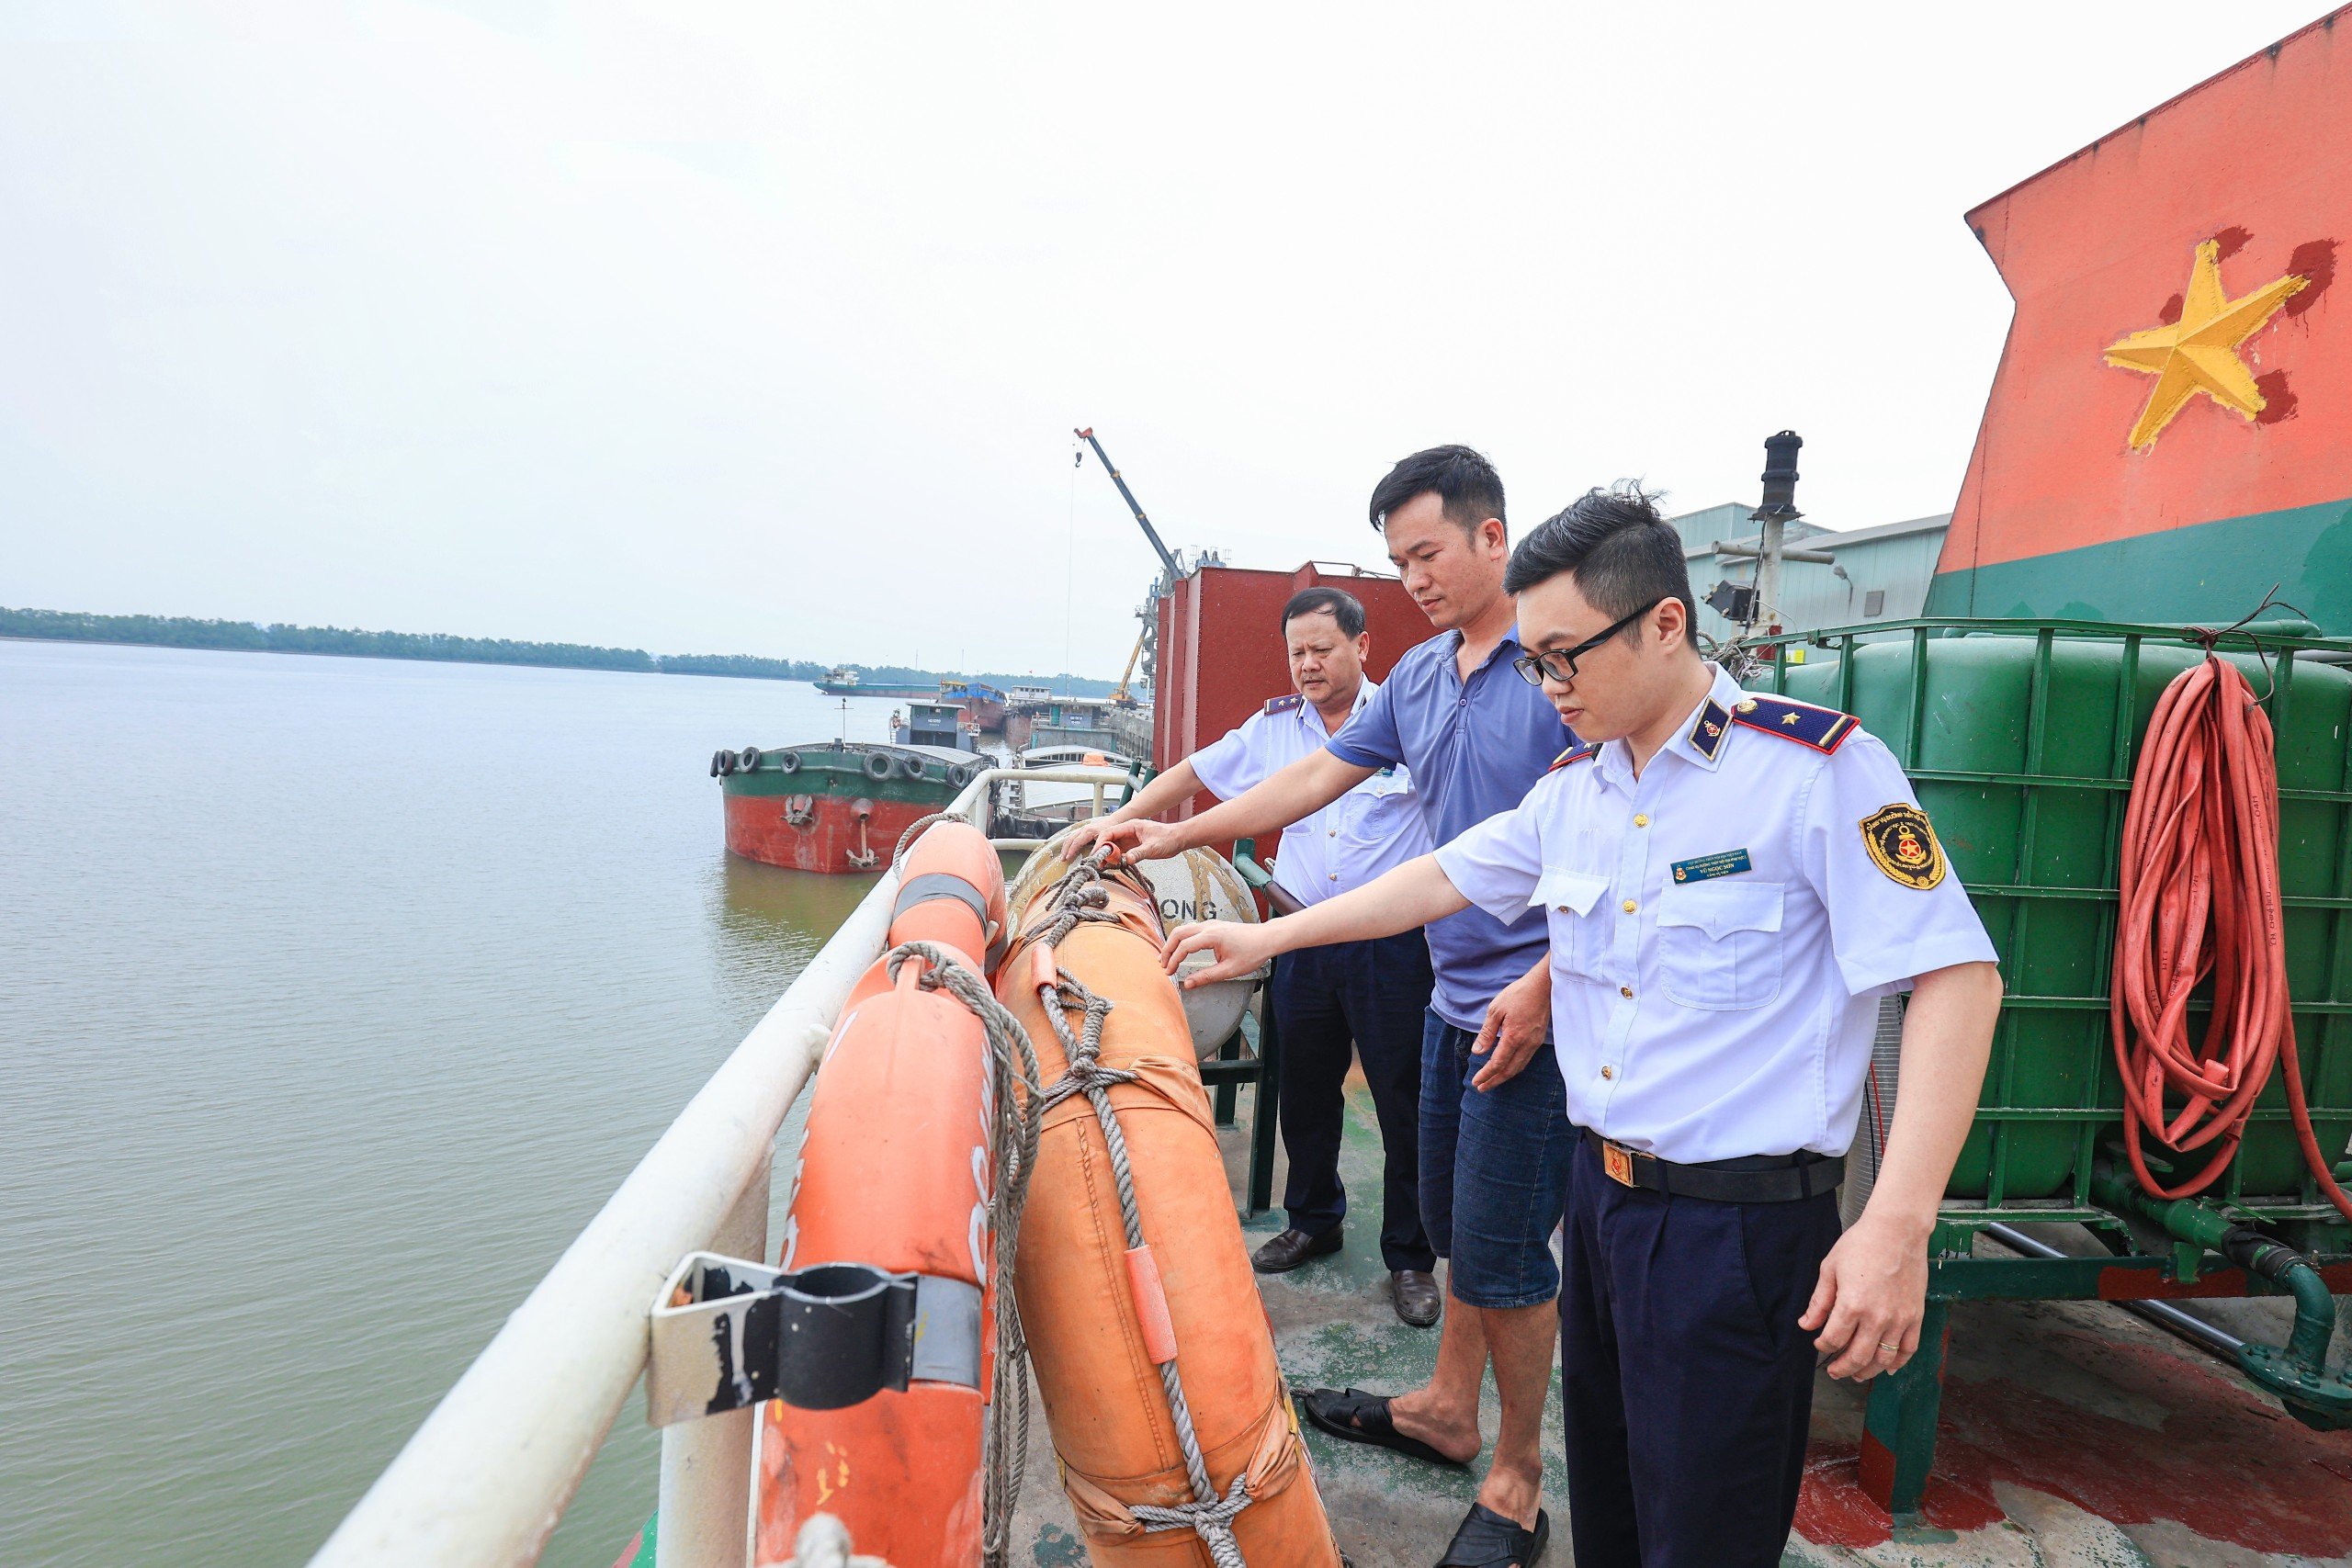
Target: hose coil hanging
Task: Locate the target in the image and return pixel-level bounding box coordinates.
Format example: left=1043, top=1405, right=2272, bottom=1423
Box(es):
left=2109, top=650, right=2352, bottom=1222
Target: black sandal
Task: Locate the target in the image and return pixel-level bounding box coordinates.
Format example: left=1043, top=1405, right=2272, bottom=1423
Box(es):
left=1436, top=1503, right=1549, bottom=1567
left=1293, top=1386, right=1468, bottom=1468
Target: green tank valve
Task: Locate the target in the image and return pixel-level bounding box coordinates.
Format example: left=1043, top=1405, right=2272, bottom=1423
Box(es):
left=2092, top=1169, right=2352, bottom=1430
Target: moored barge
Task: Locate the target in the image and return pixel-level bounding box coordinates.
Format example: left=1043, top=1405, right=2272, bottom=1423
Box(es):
left=715, top=741, right=979, bottom=874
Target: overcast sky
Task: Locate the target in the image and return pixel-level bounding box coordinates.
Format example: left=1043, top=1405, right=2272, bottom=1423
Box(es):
left=0, top=2, right=2326, bottom=677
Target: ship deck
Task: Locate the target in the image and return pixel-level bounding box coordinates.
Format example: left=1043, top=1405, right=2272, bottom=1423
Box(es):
left=994, top=1078, right=2352, bottom=1567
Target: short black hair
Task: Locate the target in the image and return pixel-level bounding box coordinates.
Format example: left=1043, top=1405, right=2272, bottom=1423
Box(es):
left=1280, top=586, right=1365, bottom=638
left=1504, top=482, right=1695, bottom=634
left=1368, top=445, right=1505, bottom=536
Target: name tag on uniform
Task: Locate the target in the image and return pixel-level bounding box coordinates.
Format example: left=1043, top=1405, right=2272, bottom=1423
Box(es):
left=1669, top=848, right=1752, bottom=884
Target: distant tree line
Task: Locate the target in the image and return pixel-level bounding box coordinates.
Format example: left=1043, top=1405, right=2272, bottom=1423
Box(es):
left=0, top=606, right=1115, bottom=694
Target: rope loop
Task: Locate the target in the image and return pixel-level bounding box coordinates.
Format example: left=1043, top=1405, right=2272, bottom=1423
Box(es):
left=891, top=810, right=958, bottom=872
left=1130, top=1475, right=1254, bottom=1568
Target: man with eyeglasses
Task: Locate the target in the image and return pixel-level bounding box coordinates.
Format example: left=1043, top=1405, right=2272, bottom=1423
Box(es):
left=1071, top=446, right=1577, bottom=1568
left=1162, top=483, right=2003, bottom=1568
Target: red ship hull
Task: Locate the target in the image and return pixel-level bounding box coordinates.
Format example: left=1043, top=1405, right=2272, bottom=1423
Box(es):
left=724, top=792, right=943, bottom=875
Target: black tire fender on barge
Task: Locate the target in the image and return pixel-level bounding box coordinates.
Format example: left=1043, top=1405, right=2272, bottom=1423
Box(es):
left=738, top=746, right=763, bottom=773
left=775, top=750, right=801, bottom=775
left=863, top=751, right=894, bottom=782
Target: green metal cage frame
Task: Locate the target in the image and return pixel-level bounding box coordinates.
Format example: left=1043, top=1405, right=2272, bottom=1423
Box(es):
left=1736, top=616, right=2352, bottom=1528
left=1747, top=615, right=2352, bottom=1227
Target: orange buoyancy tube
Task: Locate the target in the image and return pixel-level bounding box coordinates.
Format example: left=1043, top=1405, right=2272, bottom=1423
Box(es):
left=996, top=853, right=1342, bottom=1566
left=756, top=820, right=1011, bottom=1566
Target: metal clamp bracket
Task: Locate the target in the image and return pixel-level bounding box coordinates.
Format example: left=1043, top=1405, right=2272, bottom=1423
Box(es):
left=648, top=1252, right=984, bottom=1427
left=648, top=1253, right=915, bottom=1426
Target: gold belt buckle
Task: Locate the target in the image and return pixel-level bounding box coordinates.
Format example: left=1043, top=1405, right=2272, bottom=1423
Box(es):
left=1601, top=1139, right=1636, bottom=1187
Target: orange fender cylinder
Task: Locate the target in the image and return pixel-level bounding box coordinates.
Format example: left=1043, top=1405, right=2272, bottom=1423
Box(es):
left=757, top=822, right=1007, bottom=1567
left=996, top=858, right=1342, bottom=1566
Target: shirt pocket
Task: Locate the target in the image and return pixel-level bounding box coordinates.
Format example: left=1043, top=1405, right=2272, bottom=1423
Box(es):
left=1530, top=866, right=1611, bottom=981
left=1656, top=880, right=1785, bottom=1010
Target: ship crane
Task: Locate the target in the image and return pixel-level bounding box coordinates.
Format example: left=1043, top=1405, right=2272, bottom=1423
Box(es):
left=1075, top=427, right=1182, bottom=581
left=1075, top=425, right=1180, bottom=706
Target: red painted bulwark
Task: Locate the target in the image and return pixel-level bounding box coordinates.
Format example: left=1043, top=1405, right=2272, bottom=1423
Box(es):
left=1152, top=562, right=1429, bottom=816
left=1942, top=8, right=2352, bottom=578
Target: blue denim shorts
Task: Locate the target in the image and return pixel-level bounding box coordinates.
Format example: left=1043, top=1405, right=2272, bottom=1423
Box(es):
left=1419, top=1010, right=1576, bottom=1309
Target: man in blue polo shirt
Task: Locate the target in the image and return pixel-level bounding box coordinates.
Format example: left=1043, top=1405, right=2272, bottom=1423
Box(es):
left=1081, top=446, right=1574, bottom=1563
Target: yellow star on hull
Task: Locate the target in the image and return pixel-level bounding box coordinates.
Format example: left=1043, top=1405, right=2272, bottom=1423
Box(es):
left=2103, top=239, right=2307, bottom=451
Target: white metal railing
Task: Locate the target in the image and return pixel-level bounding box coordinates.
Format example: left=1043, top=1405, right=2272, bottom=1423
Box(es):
left=310, top=765, right=1134, bottom=1568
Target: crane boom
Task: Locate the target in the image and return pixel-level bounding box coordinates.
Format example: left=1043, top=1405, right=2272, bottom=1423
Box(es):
left=1074, top=427, right=1181, bottom=579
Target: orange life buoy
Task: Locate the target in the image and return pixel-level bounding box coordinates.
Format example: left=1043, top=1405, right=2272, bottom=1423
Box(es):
left=756, top=821, right=1009, bottom=1566
left=996, top=853, right=1343, bottom=1566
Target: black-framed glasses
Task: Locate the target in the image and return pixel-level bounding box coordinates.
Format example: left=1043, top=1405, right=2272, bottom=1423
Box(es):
left=1511, top=598, right=1666, bottom=687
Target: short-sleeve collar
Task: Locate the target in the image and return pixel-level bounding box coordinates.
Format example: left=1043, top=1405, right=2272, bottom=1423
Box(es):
left=1447, top=624, right=1525, bottom=679
left=1665, top=665, right=1749, bottom=773
left=1295, top=677, right=1378, bottom=738
left=1594, top=664, right=1746, bottom=786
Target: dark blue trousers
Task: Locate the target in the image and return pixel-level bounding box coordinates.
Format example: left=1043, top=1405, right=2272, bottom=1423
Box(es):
left=1269, top=930, right=1436, bottom=1272
left=1561, top=1134, right=1841, bottom=1568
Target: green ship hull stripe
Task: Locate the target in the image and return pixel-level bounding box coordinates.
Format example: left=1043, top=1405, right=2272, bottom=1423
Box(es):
left=1925, top=497, right=2352, bottom=634
left=721, top=765, right=963, bottom=805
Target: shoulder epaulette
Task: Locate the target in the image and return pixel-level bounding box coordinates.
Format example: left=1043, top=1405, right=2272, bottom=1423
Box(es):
left=1727, top=694, right=1859, bottom=755
left=1264, top=693, right=1304, bottom=715
left=1547, top=741, right=1600, bottom=772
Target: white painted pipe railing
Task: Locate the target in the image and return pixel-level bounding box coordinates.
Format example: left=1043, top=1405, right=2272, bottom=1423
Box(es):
left=310, top=766, right=1134, bottom=1568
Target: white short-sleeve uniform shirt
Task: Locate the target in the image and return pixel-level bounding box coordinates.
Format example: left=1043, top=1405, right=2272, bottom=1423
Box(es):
left=1435, top=666, right=1996, bottom=1164
left=1189, top=682, right=1432, bottom=908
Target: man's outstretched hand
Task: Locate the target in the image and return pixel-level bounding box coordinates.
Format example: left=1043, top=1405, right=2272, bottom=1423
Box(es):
left=1161, top=919, right=1280, bottom=987
left=1058, top=818, right=1186, bottom=863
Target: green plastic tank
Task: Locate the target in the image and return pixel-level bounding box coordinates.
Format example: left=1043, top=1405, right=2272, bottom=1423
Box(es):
left=1768, top=620, right=2352, bottom=1214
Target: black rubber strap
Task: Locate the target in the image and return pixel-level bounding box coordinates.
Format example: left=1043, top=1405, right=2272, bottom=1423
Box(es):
left=892, top=872, right=988, bottom=931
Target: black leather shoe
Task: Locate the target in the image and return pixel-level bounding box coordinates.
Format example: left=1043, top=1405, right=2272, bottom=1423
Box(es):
left=1393, top=1269, right=1442, bottom=1326
left=1251, top=1226, right=1343, bottom=1273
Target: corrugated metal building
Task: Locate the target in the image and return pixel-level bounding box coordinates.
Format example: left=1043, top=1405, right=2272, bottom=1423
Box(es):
left=1670, top=503, right=1951, bottom=643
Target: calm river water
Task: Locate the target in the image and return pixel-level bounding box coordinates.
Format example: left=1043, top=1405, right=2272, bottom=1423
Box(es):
left=0, top=640, right=917, bottom=1567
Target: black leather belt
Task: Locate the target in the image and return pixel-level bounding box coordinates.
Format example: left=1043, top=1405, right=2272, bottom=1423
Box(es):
left=1585, top=1130, right=1843, bottom=1203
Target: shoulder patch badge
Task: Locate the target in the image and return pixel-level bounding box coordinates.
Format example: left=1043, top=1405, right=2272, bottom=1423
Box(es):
left=1860, top=803, right=1946, bottom=889
left=1547, top=742, right=1600, bottom=772
left=1264, top=693, right=1304, bottom=715
left=1730, top=695, right=1858, bottom=754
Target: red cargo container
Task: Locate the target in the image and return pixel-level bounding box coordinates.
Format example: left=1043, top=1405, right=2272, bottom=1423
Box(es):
left=1152, top=561, right=1430, bottom=824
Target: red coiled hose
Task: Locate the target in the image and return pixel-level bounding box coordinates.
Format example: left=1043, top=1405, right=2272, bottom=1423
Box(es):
left=2110, top=654, right=2352, bottom=1223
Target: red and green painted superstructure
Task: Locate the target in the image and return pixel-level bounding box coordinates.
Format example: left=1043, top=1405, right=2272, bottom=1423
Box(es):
left=1926, top=8, right=2349, bottom=632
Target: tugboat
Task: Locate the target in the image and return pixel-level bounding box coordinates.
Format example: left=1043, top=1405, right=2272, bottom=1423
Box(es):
left=711, top=739, right=979, bottom=874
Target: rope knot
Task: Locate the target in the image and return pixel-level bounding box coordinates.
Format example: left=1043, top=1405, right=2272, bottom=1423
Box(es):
left=1129, top=1476, right=1254, bottom=1566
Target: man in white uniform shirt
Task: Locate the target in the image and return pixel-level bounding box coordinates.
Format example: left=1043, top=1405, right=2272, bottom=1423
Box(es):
left=1163, top=486, right=2004, bottom=1568
left=1084, top=587, right=1442, bottom=1325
